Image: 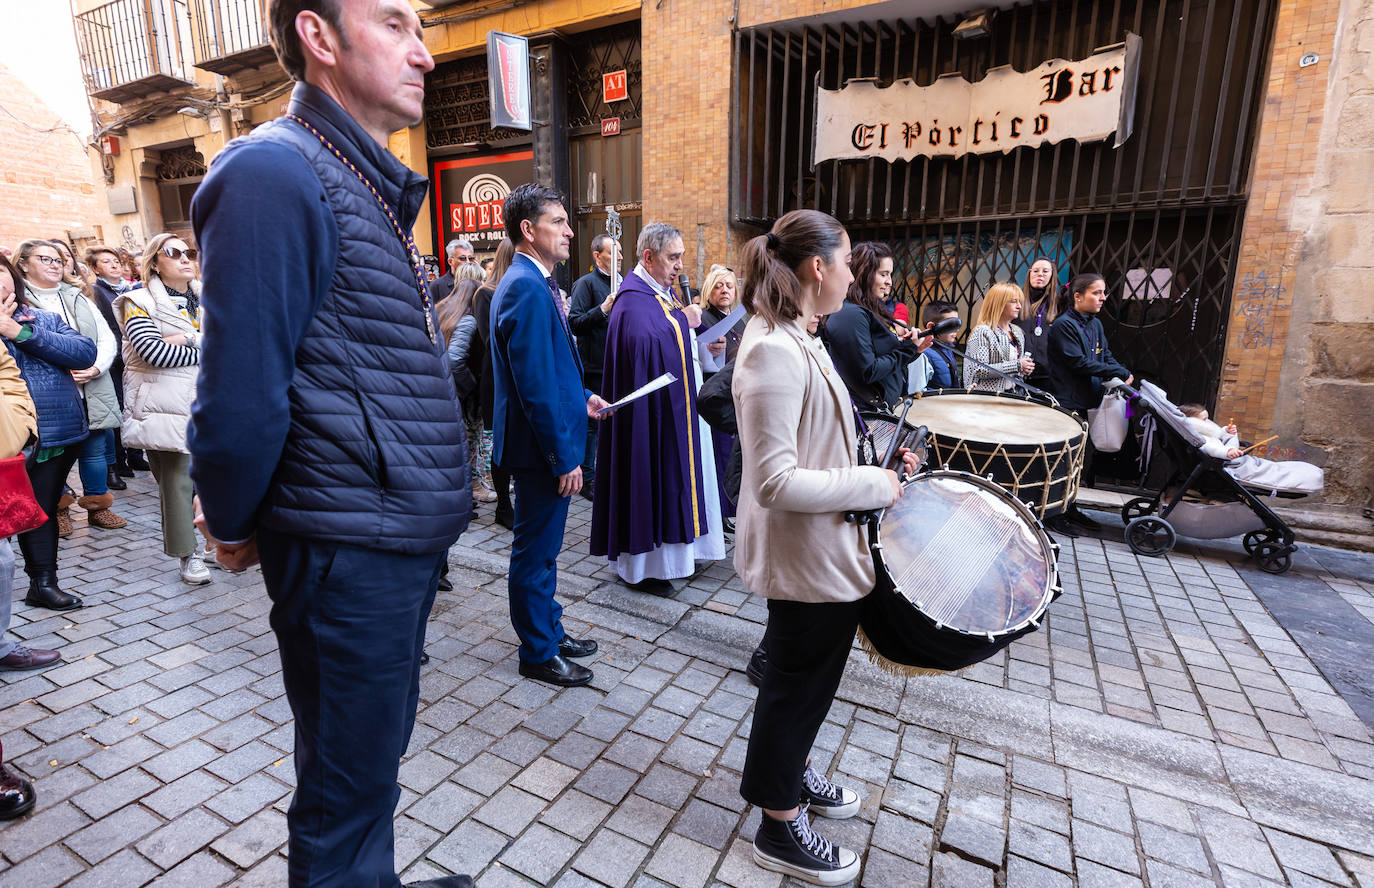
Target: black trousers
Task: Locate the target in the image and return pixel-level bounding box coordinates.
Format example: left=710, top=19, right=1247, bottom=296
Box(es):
left=17, top=447, right=81, bottom=578
left=741, top=597, right=862, bottom=810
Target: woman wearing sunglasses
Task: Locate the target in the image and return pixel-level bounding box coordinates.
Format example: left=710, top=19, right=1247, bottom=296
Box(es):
left=15, top=239, right=128, bottom=538
left=116, top=234, right=212, bottom=585
left=2, top=251, right=97, bottom=611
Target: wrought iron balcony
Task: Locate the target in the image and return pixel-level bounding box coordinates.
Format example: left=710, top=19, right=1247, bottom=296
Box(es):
left=191, top=0, right=274, bottom=75
left=76, top=0, right=197, bottom=103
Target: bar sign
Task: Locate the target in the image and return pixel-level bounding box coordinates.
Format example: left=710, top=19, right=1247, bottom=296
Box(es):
left=603, top=69, right=628, bottom=103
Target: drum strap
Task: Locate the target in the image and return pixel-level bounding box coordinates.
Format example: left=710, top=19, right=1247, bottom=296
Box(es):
left=850, top=399, right=877, bottom=466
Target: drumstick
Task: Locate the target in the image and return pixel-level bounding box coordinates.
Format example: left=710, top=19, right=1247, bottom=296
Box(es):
left=1238, top=434, right=1277, bottom=455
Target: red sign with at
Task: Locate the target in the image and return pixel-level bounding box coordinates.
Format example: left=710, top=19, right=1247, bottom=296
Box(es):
left=603, top=69, right=628, bottom=104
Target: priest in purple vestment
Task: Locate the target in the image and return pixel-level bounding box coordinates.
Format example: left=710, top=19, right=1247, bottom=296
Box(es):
left=589, top=222, right=727, bottom=597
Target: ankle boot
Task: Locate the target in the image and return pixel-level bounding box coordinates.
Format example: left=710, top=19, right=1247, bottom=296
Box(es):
left=24, top=572, right=82, bottom=611
left=0, top=741, right=36, bottom=820
left=78, top=493, right=127, bottom=530
left=106, top=467, right=127, bottom=490
left=55, top=493, right=75, bottom=538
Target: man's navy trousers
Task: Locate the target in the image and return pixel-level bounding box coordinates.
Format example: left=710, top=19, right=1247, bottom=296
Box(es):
left=258, top=530, right=444, bottom=888
left=508, top=469, right=570, bottom=664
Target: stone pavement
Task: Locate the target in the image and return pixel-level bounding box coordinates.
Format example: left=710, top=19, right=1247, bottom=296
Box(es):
left=3, top=473, right=1373, bottom=888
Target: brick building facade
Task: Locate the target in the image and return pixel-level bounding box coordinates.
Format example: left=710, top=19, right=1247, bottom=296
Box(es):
left=70, top=0, right=1373, bottom=508
left=0, top=64, right=113, bottom=253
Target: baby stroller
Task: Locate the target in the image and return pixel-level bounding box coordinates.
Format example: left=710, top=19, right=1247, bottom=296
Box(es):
left=1115, top=381, right=1315, bottom=574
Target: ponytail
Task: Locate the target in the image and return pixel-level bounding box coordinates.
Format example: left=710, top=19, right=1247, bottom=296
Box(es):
left=1070, top=272, right=1105, bottom=297
left=741, top=209, right=847, bottom=329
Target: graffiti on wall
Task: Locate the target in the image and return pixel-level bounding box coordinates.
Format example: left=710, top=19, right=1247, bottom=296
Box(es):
left=1236, top=270, right=1286, bottom=349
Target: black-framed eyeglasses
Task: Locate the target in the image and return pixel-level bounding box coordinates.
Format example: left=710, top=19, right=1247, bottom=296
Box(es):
left=30, top=255, right=62, bottom=267
left=162, top=246, right=198, bottom=261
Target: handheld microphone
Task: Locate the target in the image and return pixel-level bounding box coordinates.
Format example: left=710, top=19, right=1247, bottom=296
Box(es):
left=677, top=273, right=692, bottom=305
left=893, top=316, right=962, bottom=338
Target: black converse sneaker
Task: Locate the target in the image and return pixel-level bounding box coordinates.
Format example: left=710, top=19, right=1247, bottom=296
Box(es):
left=801, top=764, right=861, bottom=818
left=753, top=804, right=861, bottom=885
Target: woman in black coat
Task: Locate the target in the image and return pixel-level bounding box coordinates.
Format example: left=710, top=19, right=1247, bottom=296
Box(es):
left=819, top=242, right=923, bottom=410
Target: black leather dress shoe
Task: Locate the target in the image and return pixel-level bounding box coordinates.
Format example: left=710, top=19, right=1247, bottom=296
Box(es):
left=126, top=451, right=150, bottom=471
left=626, top=577, right=676, bottom=597
left=519, top=654, right=593, bottom=687
left=106, top=468, right=127, bottom=491
left=0, top=764, right=36, bottom=820
left=559, top=636, right=597, bottom=659
left=24, top=573, right=82, bottom=611
left=419, top=651, right=430, bottom=665
left=436, top=575, right=454, bottom=592
left=115, top=462, right=136, bottom=478
left=494, top=504, right=515, bottom=531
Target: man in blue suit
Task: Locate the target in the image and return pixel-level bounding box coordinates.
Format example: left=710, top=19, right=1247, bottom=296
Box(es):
left=491, top=183, right=613, bottom=687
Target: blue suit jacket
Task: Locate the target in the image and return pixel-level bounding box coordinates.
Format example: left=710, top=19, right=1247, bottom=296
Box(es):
left=491, top=254, right=592, bottom=475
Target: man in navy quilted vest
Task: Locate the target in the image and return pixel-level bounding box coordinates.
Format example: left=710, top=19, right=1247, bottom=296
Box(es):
left=186, top=2, right=472, bottom=886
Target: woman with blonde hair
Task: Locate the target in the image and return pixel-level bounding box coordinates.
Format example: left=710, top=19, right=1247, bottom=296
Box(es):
left=700, top=264, right=745, bottom=368
left=698, top=263, right=744, bottom=522
left=116, top=232, right=211, bottom=585
left=963, top=281, right=1034, bottom=393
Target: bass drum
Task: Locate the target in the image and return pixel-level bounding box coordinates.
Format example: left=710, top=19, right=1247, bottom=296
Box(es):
left=902, top=390, right=1087, bottom=518
left=859, top=469, right=1060, bottom=674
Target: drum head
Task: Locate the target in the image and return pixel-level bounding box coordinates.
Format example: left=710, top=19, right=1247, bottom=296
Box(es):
left=905, top=393, right=1083, bottom=445
left=878, top=471, right=1055, bottom=636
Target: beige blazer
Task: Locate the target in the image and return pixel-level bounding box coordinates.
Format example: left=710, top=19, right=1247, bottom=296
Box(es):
left=732, top=314, right=893, bottom=603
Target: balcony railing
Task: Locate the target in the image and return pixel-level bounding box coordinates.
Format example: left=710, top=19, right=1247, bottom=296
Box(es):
left=191, top=0, right=275, bottom=75
left=76, top=0, right=197, bottom=103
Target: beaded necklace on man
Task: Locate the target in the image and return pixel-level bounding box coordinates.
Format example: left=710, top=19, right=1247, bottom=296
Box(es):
left=285, top=114, right=437, bottom=344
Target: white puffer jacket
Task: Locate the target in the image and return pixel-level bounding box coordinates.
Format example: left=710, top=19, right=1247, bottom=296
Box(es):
left=114, top=278, right=201, bottom=454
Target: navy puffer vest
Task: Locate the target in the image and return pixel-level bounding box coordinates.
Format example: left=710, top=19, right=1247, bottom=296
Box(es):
left=245, top=93, right=470, bottom=553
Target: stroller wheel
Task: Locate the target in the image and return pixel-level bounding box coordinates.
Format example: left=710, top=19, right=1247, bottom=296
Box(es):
left=1255, top=542, right=1292, bottom=575
left=1125, top=516, right=1176, bottom=557
left=1243, top=529, right=1276, bottom=557
left=1122, top=497, right=1156, bottom=523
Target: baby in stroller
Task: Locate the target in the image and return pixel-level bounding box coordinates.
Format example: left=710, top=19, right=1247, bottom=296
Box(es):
left=1177, top=404, right=1324, bottom=494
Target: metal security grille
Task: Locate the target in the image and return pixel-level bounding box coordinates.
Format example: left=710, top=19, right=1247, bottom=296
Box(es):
left=857, top=206, right=1238, bottom=409
left=733, top=0, right=1276, bottom=415
left=425, top=55, right=529, bottom=150
left=566, top=21, right=643, bottom=132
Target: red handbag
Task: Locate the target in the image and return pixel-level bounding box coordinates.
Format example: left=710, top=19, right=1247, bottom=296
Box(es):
left=0, top=454, right=46, bottom=537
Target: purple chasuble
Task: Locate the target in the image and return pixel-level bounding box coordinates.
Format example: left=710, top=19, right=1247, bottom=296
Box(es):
left=589, top=268, right=709, bottom=560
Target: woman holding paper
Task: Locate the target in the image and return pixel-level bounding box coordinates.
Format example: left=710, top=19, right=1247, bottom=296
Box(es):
left=699, top=264, right=746, bottom=523
left=700, top=264, right=746, bottom=374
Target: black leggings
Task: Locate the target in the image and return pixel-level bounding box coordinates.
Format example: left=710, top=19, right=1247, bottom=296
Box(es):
left=18, top=447, right=80, bottom=578
left=741, top=597, right=862, bottom=810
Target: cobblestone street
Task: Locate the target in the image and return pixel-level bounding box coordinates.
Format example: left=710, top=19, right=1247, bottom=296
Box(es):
left=2, top=474, right=1373, bottom=888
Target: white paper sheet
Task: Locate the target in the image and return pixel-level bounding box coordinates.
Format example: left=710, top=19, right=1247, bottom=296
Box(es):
left=595, top=372, right=678, bottom=417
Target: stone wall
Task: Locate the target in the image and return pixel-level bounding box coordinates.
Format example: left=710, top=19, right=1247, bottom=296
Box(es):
left=1269, top=0, right=1374, bottom=507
